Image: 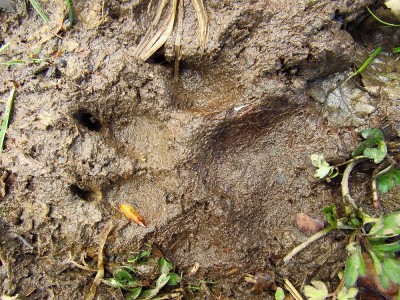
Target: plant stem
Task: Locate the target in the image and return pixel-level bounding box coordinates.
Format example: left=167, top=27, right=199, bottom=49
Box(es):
left=345, top=46, right=382, bottom=83
left=341, top=159, right=364, bottom=209
left=283, top=225, right=336, bottom=264
left=367, top=7, right=400, bottom=27
left=371, top=164, right=392, bottom=209
left=284, top=278, right=304, bottom=300
left=333, top=156, right=366, bottom=168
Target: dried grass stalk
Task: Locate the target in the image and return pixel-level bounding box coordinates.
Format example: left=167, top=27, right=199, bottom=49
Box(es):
left=190, top=0, right=208, bottom=52
left=135, top=0, right=208, bottom=62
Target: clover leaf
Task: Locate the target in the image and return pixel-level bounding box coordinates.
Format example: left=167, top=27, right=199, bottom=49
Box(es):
left=337, top=286, right=358, bottom=300
left=352, top=128, right=387, bottom=163
left=376, top=167, right=400, bottom=193
left=303, top=281, right=329, bottom=300
left=310, top=154, right=338, bottom=179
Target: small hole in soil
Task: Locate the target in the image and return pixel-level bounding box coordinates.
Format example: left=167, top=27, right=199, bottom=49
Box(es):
left=107, top=6, right=121, bottom=20
left=147, top=51, right=168, bottom=65
left=69, top=184, right=93, bottom=201
left=34, top=67, right=49, bottom=77
left=333, top=10, right=345, bottom=24
left=14, top=211, right=23, bottom=225
left=72, top=111, right=102, bottom=131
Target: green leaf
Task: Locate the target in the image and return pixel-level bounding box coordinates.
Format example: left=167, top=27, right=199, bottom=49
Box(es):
left=344, top=244, right=365, bottom=287
left=368, top=211, right=400, bottom=239
left=322, top=205, right=337, bottom=226
left=369, top=250, right=391, bottom=290
left=367, top=216, right=385, bottom=237
left=352, top=128, right=387, bottom=163
left=358, top=251, right=366, bottom=277
left=370, top=241, right=400, bottom=255
left=361, top=128, right=384, bottom=141
left=369, top=250, right=383, bottom=276
left=303, top=280, right=329, bottom=300
left=158, top=258, right=173, bottom=275
left=379, top=272, right=391, bottom=290
left=310, top=154, right=337, bottom=179
left=114, top=269, right=135, bottom=284
left=344, top=252, right=360, bottom=288
left=275, top=287, right=285, bottom=300
left=122, top=265, right=138, bottom=274
left=139, top=273, right=170, bottom=299
left=363, top=141, right=387, bottom=164
left=167, top=272, right=181, bottom=286
left=128, top=250, right=152, bottom=263
left=337, top=286, right=358, bottom=300
left=376, top=168, right=400, bottom=193
left=104, top=278, right=126, bottom=289
left=382, top=257, right=400, bottom=285
left=127, top=287, right=143, bottom=300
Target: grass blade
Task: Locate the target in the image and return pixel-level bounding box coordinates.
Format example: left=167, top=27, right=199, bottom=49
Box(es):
left=345, top=46, right=382, bottom=82
left=29, top=0, right=50, bottom=23
left=393, top=47, right=400, bottom=53
left=367, top=7, right=400, bottom=27
left=0, top=59, right=26, bottom=66
left=0, top=43, right=10, bottom=54
left=65, top=0, right=73, bottom=24
left=0, top=86, right=16, bottom=155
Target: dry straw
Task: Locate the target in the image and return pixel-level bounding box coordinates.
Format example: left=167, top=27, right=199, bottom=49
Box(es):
left=134, top=0, right=208, bottom=65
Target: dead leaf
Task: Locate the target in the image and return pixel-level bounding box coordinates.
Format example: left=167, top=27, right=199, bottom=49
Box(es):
left=357, top=252, right=398, bottom=300
left=119, top=204, right=147, bottom=227
left=295, top=213, right=324, bottom=235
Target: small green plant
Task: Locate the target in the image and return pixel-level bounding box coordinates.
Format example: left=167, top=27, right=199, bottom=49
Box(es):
left=274, top=287, right=285, bottom=300
left=0, top=46, right=47, bottom=67
left=345, top=46, right=382, bottom=83
left=65, top=0, right=74, bottom=25
left=303, top=280, right=358, bottom=300
left=104, top=246, right=182, bottom=299
left=0, top=43, right=10, bottom=54
left=0, top=85, right=16, bottom=156
left=29, top=0, right=50, bottom=23
left=284, top=128, right=400, bottom=299
left=367, top=7, right=400, bottom=27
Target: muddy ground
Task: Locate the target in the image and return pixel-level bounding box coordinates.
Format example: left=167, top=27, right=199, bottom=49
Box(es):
left=0, top=0, right=400, bottom=299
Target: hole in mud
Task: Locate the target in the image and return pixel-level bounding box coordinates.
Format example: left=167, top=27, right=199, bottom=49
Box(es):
left=333, top=10, right=345, bottom=24
left=147, top=51, right=168, bottom=65
left=69, top=184, right=93, bottom=201
left=72, top=111, right=102, bottom=132
left=107, top=6, right=121, bottom=20
left=14, top=211, right=23, bottom=226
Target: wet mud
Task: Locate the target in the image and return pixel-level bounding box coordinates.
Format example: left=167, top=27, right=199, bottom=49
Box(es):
left=0, top=0, right=399, bottom=299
